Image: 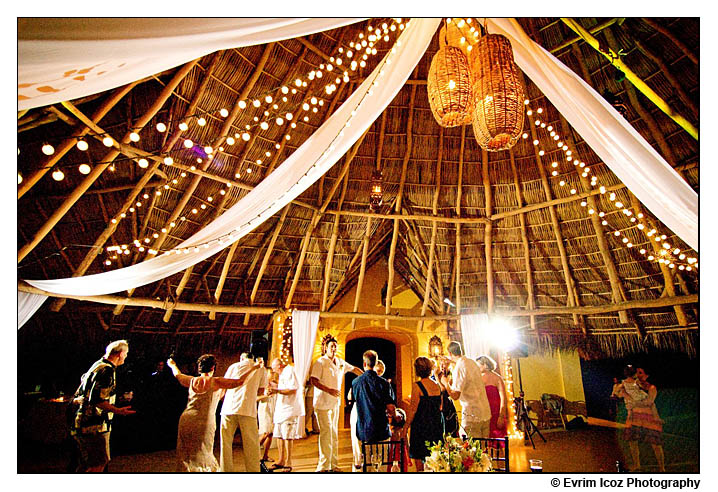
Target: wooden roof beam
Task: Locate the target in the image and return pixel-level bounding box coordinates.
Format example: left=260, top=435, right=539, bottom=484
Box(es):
left=19, top=281, right=697, bottom=318
left=385, top=79, right=417, bottom=329
left=561, top=18, right=697, bottom=140
left=18, top=83, right=135, bottom=199
left=509, top=147, right=537, bottom=332
left=641, top=18, right=698, bottom=66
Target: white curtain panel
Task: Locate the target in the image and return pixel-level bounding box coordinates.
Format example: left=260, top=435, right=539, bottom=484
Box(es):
left=18, top=18, right=364, bottom=110
left=460, top=313, right=491, bottom=360
left=291, top=310, right=320, bottom=417
left=18, top=292, right=48, bottom=329
left=18, top=18, right=441, bottom=328
left=488, top=18, right=698, bottom=252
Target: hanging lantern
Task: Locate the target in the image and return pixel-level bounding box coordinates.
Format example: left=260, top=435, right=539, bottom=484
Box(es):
left=369, top=169, right=383, bottom=212
left=428, top=335, right=444, bottom=358
left=427, top=41, right=474, bottom=128
left=439, top=19, right=479, bottom=56
left=470, top=33, right=524, bottom=151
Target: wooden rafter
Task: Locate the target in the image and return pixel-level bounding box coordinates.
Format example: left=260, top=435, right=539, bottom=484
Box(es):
left=561, top=18, right=697, bottom=140
left=385, top=79, right=417, bottom=329
left=18, top=83, right=136, bottom=199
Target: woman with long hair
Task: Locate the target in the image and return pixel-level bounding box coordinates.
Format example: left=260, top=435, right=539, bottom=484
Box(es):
left=167, top=354, right=261, bottom=472
left=618, top=365, right=666, bottom=472
left=476, top=355, right=509, bottom=440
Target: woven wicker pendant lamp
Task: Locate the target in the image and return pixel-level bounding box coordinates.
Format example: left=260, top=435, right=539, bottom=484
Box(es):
left=427, top=26, right=474, bottom=128
left=439, top=19, right=480, bottom=56
left=470, top=33, right=525, bottom=151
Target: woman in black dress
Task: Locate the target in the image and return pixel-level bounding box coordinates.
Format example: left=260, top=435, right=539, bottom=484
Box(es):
left=403, top=357, right=444, bottom=471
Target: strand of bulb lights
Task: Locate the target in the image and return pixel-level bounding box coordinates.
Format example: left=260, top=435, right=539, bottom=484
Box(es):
left=522, top=101, right=698, bottom=272
left=28, top=20, right=403, bottom=176
left=102, top=19, right=406, bottom=267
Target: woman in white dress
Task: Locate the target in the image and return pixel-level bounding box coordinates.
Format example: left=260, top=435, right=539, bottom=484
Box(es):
left=268, top=358, right=302, bottom=471
left=167, top=354, right=261, bottom=472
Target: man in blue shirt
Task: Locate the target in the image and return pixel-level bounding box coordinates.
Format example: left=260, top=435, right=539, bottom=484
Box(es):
left=351, top=350, right=398, bottom=443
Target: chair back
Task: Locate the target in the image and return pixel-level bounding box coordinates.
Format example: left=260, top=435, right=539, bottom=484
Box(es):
left=474, top=436, right=510, bottom=472
left=361, top=439, right=405, bottom=472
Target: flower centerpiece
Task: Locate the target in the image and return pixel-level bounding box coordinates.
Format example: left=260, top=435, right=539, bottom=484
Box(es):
left=424, top=435, right=493, bottom=472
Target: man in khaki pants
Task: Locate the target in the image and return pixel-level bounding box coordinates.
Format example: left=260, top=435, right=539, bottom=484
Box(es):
left=310, top=334, right=362, bottom=472
left=219, top=353, right=267, bottom=472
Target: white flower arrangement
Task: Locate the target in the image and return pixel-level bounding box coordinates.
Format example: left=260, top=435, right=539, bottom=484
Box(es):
left=424, top=435, right=493, bottom=472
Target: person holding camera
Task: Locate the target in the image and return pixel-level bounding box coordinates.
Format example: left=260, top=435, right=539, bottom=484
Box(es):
left=168, top=354, right=261, bottom=472
left=219, top=353, right=267, bottom=472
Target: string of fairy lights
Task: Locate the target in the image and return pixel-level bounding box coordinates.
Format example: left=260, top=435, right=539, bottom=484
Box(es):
left=522, top=100, right=698, bottom=272
left=503, top=354, right=524, bottom=441
left=100, top=18, right=409, bottom=265
left=19, top=19, right=408, bottom=266
left=278, top=313, right=294, bottom=365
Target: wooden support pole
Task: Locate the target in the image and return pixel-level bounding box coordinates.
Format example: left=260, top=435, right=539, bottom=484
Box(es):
left=244, top=205, right=290, bottom=325
left=561, top=18, right=698, bottom=140
left=558, top=116, right=631, bottom=330
left=527, top=104, right=581, bottom=327
left=19, top=59, right=199, bottom=266
left=641, top=18, right=698, bottom=65
left=18, top=83, right=136, bottom=199
left=509, top=148, right=536, bottom=332
left=284, top=134, right=367, bottom=309
left=634, top=40, right=698, bottom=120
left=209, top=241, right=239, bottom=320
left=162, top=266, right=194, bottom=323
left=385, top=81, right=417, bottom=329
left=482, top=149, right=494, bottom=315
left=629, top=195, right=688, bottom=326
left=549, top=18, right=620, bottom=54
left=351, top=217, right=372, bottom=331
left=321, top=171, right=350, bottom=311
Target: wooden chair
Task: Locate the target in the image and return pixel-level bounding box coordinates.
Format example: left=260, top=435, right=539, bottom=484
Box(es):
left=474, top=436, right=510, bottom=472
left=361, top=439, right=406, bottom=472
left=563, top=400, right=587, bottom=420
left=526, top=399, right=548, bottom=429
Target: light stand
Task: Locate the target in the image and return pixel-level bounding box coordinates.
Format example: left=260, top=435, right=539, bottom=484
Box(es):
left=513, top=357, right=545, bottom=449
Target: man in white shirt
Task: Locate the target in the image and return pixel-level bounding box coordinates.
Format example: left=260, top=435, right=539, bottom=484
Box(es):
left=440, top=341, right=491, bottom=438
left=219, top=353, right=267, bottom=472
left=310, top=334, right=363, bottom=472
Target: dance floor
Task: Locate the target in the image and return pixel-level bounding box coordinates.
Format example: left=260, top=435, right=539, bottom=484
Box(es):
left=18, top=418, right=698, bottom=473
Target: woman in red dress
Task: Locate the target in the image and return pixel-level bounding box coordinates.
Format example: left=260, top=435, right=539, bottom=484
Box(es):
left=477, top=355, right=508, bottom=440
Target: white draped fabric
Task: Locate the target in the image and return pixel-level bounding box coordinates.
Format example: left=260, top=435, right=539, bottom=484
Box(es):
left=18, top=18, right=441, bottom=328
left=18, top=18, right=363, bottom=110
left=291, top=310, right=320, bottom=417
left=460, top=314, right=491, bottom=360
left=487, top=18, right=698, bottom=252
left=18, top=293, right=48, bottom=330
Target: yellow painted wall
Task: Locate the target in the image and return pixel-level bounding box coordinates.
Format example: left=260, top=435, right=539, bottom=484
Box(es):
left=511, top=351, right=585, bottom=402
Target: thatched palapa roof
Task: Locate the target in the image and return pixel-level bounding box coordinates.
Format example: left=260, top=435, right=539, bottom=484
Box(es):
left=17, top=18, right=699, bottom=359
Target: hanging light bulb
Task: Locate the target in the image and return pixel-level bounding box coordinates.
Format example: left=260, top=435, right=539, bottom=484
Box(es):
left=197, top=117, right=207, bottom=126
left=129, top=132, right=140, bottom=142
left=184, top=139, right=194, bottom=148
left=42, top=143, right=55, bottom=155
left=52, top=169, right=65, bottom=181
left=178, top=122, right=189, bottom=131
left=137, top=158, right=149, bottom=168
left=102, top=136, right=114, bottom=147
left=78, top=163, right=91, bottom=175
left=76, top=140, right=89, bottom=151
left=156, top=122, right=167, bottom=132
left=219, top=108, right=229, bottom=117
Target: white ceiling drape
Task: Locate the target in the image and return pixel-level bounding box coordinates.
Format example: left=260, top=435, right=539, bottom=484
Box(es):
left=18, top=17, right=697, bottom=328
left=18, top=18, right=441, bottom=328
left=291, top=310, right=320, bottom=418
left=18, top=18, right=364, bottom=110
left=488, top=18, right=698, bottom=252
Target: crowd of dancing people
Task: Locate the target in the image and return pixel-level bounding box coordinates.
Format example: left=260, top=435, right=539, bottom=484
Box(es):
left=68, top=336, right=511, bottom=473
